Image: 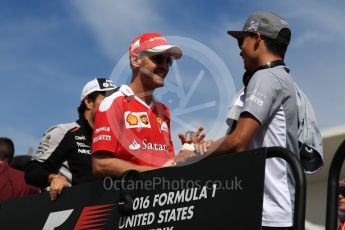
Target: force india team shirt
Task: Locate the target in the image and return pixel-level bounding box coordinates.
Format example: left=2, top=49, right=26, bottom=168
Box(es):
left=92, top=85, right=174, bottom=167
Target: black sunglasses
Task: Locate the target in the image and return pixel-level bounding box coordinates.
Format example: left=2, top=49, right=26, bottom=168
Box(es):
left=237, top=32, right=256, bottom=48
left=142, top=52, right=173, bottom=67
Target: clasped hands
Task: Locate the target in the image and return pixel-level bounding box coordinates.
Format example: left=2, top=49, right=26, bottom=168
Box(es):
left=163, top=127, right=213, bottom=167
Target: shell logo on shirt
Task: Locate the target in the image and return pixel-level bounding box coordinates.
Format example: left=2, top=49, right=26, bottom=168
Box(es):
left=126, top=113, right=138, bottom=125
left=125, top=111, right=151, bottom=128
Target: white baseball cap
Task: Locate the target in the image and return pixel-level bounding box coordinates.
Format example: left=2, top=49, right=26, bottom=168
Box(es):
left=80, top=78, right=116, bottom=101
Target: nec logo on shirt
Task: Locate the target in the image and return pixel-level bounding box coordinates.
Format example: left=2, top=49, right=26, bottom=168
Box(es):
left=124, top=111, right=151, bottom=128
left=78, top=149, right=91, bottom=154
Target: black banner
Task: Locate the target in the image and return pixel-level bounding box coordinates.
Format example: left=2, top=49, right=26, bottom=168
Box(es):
left=0, top=149, right=266, bottom=229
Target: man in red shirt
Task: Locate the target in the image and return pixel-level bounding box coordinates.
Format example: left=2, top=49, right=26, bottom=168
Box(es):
left=0, top=137, right=40, bottom=202
left=92, top=33, right=183, bottom=178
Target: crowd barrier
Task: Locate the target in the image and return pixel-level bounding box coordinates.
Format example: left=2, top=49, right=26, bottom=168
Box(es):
left=0, top=147, right=306, bottom=230
left=326, top=139, right=345, bottom=230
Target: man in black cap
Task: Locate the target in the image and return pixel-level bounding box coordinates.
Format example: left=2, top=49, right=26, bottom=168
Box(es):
left=179, top=12, right=298, bottom=229
left=25, top=78, right=116, bottom=200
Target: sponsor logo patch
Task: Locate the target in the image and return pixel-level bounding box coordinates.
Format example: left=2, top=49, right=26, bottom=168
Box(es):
left=156, top=117, right=162, bottom=126
left=93, top=135, right=111, bottom=143
left=76, top=142, right=90, bottom=148
left=247, top=20, right=259, bottom=31
left=128, top=139, right=141, bottom=150
left=130, top=39, right=140, bottom=52
left=156, top=116, right=169, bottom=132
left=139, top=114, right=149, bottom=125
left=78, top=149, right=91, bottom=155
left=95, top=126, right=111, bottom=134
left=128, top=139, right=169, bottom=153
left=148, top=36, right=167, bottom=42
left=126, top=113, right=138, bottom=125
left=124, top=111, right=151, bottom=128
left=75, top=135, right=86, bottom=141
left=160, top=121, right=169, bottom=132
left=246, top=95, right=264, bottom=106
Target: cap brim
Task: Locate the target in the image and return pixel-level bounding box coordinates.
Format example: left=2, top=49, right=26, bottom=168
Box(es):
left=146, top=45, right=182, bottom=59
left=98, top=87, right=116, bottom=92
left=227, top=31, right=245, bottom=40
left=80, top=79, right=116, bottom=101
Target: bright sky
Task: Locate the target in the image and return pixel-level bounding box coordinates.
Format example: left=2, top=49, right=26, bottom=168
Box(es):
left=1, top=0, right=345, bottom=155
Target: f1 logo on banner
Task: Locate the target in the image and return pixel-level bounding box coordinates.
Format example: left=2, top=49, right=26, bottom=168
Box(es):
left=43, top=204, right=114, bottom=230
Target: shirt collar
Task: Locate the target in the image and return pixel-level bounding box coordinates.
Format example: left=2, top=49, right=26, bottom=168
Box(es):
left=119, top=85, right=156, bottom=109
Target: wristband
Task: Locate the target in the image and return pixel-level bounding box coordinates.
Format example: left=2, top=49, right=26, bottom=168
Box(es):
left=181, top=143, right=195, bottom=151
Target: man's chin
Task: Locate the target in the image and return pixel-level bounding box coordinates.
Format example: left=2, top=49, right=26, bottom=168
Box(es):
left=153, top=75, right=165, bottom=87
left=155, top=82, right=164, bottom=88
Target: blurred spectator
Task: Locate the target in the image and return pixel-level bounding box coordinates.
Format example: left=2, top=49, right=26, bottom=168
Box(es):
left=11, top=155, right=32, bottom=171
left=0, top=137, right=40, bottom=202
left=339, top=179, right=345, bottom=230
left=25, top=78, right=116, bottom=200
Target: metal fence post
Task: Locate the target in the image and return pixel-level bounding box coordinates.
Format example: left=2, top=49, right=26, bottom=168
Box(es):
left=326, top=140, right=345, bottom=230
left=266, top=147, right=306, bottom=230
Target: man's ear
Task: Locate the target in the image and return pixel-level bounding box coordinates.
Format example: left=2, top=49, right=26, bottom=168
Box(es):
left=130, top=55, right=141, bottom=68
left=84, top=97, right=93, bottom=110
left=254, top=32, right=263, bottom=49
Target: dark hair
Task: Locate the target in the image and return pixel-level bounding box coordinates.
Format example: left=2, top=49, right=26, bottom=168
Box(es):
left=77, top=91, right=106, bottom=116
left=262, top=28, right=291, bottom=59
left=0, top=137, right=15, bottom=161
left=77, top=89, right=117, bottom=116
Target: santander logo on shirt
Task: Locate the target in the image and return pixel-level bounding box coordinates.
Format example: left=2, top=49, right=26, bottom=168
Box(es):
left=128, top=139, right=141, bottom=150
left=128, top=139, right=169, bottom=153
